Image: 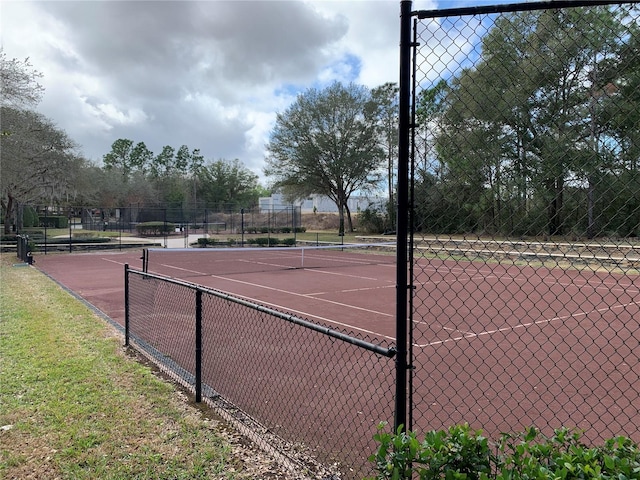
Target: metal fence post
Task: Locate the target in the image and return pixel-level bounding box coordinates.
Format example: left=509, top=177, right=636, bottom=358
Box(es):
left=395, top=0, right=413, bottom=433
left=195, top=289, right=203, bottom=403
left=124, top=264, right=130, bottom=347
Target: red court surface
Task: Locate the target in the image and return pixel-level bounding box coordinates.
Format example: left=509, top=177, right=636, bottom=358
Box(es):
left=36, top=248, right=639, bottom=345
left=34, top=247, right=640, bottom=448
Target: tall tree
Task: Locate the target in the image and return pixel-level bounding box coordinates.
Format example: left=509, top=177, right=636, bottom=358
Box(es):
left=199, top=159, right=259, bottom=210
left=103, top=139, right=153, bottom=177
left=433, top=5, right=633, bottom=236
left=1, top=107, right=77, bottom=232
left=371, top=82, right=399, bottom=230
left=264, top=82, right=384, bottom=233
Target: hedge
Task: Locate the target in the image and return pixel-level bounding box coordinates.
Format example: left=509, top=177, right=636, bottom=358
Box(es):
left=136, top=221, right=175, bottom=236
left=368, top=424, right=640, bottom=480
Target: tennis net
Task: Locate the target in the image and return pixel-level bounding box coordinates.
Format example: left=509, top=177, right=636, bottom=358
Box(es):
left=142, top=242, right=397, bottom=278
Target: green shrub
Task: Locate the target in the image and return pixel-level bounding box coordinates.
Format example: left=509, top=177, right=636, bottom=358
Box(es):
left=281, top=238, right=296, bottom=246
left=368, top=424, right=640, bottom=480
left=43, top=237, right=110, bottom=245
left=369, top=424, right=491, bottom=480
left=254, top=237, right=279, bottom=246
left=358, top=206, right=388, bottom=234
left=294, top=226, right=306, bottom=233
left=23, top=206, right=39, bottom=228
left=136, top=221, right=175, bottom=236
left=196, top=237, right=217, bottom=247
left=41, top=215, right=68, bottom=228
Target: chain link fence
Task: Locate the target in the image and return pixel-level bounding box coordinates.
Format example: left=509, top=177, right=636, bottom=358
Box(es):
left=407, top=0, right=639, bottom=445
left=37, top=2, right=640, bottom=478
left=125, top=267, right=396, bottom=479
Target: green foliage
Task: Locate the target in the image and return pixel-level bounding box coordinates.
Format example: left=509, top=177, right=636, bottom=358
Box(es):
left=199, top=158, right=260, bottom=211
left=253, top=237, right=280, bottom=246
left=23, top=206, right=39, bottom=228
left=265, top=81, right=385, bottom=233
left=358, top=205, right=390, bottom=234
left=368, top=424, right=640, bottom=480
left=135, top=221, right=175, bottom=236
left=43, top=237, right=110, bottom=245
left=41, top=215, right=68, bottom=229
left=196, top=237, right=216, bottom=247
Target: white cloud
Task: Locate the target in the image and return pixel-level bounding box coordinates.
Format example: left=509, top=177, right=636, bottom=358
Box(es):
left=1, top=0, right=481, bottom=181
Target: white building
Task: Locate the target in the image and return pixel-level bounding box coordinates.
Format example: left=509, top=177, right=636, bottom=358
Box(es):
left=259, top=193, right=385, bottom=214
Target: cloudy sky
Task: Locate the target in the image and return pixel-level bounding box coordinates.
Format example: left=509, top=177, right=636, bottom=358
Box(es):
left=2, top=0, right=518, bottom=183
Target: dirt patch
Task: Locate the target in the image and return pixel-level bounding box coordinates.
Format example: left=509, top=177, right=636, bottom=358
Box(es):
left=300, top=214, right=340, bottom=231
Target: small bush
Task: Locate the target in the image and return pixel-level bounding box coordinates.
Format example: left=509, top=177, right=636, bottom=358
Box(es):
left=43, top=237, right=111, bottom=245
left=358, top=206, right=388, bottom=234
left=254, top=237, right=280, bottom=246
left=196, top=237, right=217, bottom=247
left=281, top=238, right=296, bottom=246
left=23, top=206, right=39, bottom=228
left=136, top=221, right=175, bottom=236
left=41, top=215, right=68, bottom=229
left=368, top=424, right=640, bottom=480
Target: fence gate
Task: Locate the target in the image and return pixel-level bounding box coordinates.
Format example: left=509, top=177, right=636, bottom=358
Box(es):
left=401, top=0, right=640, bottom=443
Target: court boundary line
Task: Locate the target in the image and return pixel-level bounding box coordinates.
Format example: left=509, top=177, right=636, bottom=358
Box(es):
left=417, top=301, right=639, bottom=348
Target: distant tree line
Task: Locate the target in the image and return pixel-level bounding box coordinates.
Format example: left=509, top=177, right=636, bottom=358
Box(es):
left=3, top=3, right=639, bottom=239
left=413, top=5, right=640, bottom=238
left=0, top=50, right=266, bottom=233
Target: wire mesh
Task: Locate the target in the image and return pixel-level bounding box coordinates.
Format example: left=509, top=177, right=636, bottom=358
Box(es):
left=409, top=1, right=640, bottom=444
left=144, top=242, right=396, bottom=278
left=126, top=268, right=396, bottom=479
left=127, top=274, right=197, bottom=383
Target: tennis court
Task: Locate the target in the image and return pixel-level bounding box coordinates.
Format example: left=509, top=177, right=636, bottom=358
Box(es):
left=34, top=244, right=639, bottom=375
left=34, top=243, right=640, bottom=477
left=137, top=244, right=639, bottom=351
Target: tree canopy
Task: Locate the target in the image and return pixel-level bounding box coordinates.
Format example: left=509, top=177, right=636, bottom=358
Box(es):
left=0, top=49, right=44, bottom=108
left=0, top=51, right=81, bottom=233
left=264, top=81, right=385, bottom=233
left=415, top=4, right=640, bottom=238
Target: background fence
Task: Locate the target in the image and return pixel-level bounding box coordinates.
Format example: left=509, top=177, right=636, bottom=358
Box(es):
left=405, top=0, right=639, bottom=446
left=3, top=203, right=301, bottom=236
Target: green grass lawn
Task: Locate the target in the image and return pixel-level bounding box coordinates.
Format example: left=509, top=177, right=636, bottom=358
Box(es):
left=0, top=254, right=294, bottom=479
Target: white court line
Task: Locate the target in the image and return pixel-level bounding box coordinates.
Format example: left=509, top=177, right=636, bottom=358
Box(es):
left=205, top=274, right=396, bottom=340
left=416, top=260, right=640, bottom=294
left=304, top=268, right=382, bottom=281
left=417, top=301, right=639, bottom=348
left=101, top=257, right=128, bottom=265
left=205, top=272, right=394, bottom=319
left=154, top=263, right=395, bottom=338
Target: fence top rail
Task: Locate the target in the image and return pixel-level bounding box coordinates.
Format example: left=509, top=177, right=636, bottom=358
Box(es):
left=125, top=265, right=396, bottom=358
left=414, top=0, right=634, bottom=19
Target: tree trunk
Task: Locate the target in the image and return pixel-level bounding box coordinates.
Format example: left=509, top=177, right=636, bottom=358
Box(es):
left=344, top=203, right=354, bottom=232
left=547, top=176, right=564, bottom=236
left=338, top=203, right=345, bottom=236
left=3, top=194, right=14, bottom=234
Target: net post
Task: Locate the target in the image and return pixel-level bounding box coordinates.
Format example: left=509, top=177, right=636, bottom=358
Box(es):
left=142, top=248, right=148, bottom=273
